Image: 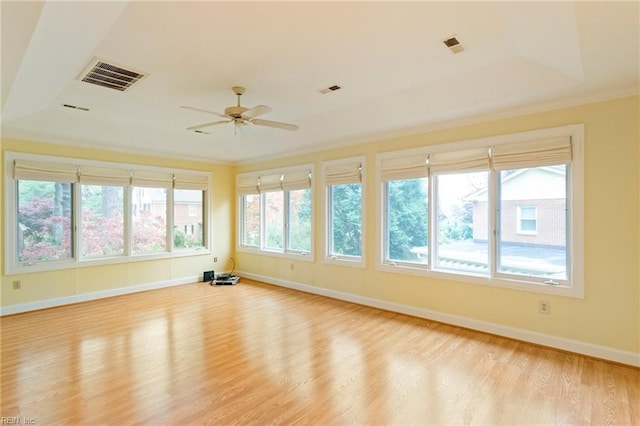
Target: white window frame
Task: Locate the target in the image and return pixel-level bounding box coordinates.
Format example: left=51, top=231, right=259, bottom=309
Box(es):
left=376, top=124, right=584, bottom=298
left=378, top=149, right=430, bottom=270
left=5, top=152, right=211, bottom=275
left=322, top=156, right=366, bottom=268
left=236, top=164, right=314, bottom=261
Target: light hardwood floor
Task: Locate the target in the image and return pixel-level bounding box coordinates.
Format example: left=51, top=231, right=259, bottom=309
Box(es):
left=1, top=279, right=638, bottom=425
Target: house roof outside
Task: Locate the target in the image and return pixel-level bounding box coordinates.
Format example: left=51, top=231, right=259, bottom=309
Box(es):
left=465, top=166, right=566, bottom=201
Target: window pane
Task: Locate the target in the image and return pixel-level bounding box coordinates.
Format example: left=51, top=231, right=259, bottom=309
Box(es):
left=174, top=189, right=204, bottom=249
left=264, top=191, right=284, bottom=250
left=132, top=187, right=167, bottom=254
left=329, top=183, right=362, bottom=257
left=17, top=180, right=73, bottom=262
left=81, top=185, right=124, bottom=257
left=498, top=166, right=567, bottom=279
left=436, top=172, right=488, bottom=273
left=517, top=205, right=537, bottom=234
left=386, top=178, right=428, bottom=263
left=242, top=194, right=261, bottom=247
left=288, top=188, right=312, bottom=252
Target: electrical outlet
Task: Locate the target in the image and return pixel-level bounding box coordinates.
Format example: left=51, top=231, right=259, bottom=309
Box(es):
left=290, top=263, right=294, bottom=270
left=214, top=257, right=218, bottom=262
left=538, top=300, right=550, bottom=315
left=12, top=280, right=21, bottom=290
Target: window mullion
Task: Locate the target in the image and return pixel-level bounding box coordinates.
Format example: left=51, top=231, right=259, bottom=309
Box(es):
left=73, top=182, right=79, bottom=264
left=167, top=188, right=174, bottom=253
left=489, top=169, right=498, bottom=277
left=260, top=193, right=266, bottom=250
left=124, top=186, right=132, bottom=256
left=428, top=175, right=437, bottom=269
left=283, top=190, right=289, bottom=252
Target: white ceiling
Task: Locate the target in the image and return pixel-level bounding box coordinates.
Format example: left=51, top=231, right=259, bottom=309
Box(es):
left=2, top=1, right=638, bottom=164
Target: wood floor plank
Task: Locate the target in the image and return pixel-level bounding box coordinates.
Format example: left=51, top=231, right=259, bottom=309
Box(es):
left=1, top=279, right=638, bottom=425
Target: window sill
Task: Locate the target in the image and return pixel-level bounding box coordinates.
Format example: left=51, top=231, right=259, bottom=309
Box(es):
left=323, top=256, right=366, bottom=269
left=237, top=246, right=314, bottom=263
left=377, top=262, right=582, bottom=298
left=5, top=249, right=211, bottom=276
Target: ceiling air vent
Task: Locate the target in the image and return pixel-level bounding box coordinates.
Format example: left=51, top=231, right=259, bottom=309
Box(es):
left=443, top=35, right=465, bottom=54
left=319, top=84, right=342, bottom=94
left=62, top=103, right=89, bottom=112
left=79, top=58, right=147, bottom=92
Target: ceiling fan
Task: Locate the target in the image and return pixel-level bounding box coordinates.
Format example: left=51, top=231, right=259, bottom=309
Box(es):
left=182, top=86, right=299, bottom=133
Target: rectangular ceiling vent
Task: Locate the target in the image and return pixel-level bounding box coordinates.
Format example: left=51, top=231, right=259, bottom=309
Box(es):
left=443, top=35, right=465, bottom=54
left=319, top=84, right=342, bottom=95
left=79, top=58, right=147, bottom=92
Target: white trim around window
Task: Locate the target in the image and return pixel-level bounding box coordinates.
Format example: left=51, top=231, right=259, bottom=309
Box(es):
left=4, top=152, right=212, bottom=275
left=322, top=156, right=366, bottom=268
left=376, top=124, right=584, bottom=298
left=236, top=164, right=314, bottom=261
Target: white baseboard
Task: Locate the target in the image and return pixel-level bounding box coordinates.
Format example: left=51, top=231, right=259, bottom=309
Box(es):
left=238, top=270, right=640, bottom=367
left=0, top=275, right=199, bottom=316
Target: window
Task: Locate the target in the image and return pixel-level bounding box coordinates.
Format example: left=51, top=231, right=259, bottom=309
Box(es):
left=174, top=189, right=204, bottom=249
left=377, top=124, right=583, bottom=297
left=323, top=158, right=365, bottom=266
left=17, top=180, right=73, bottom=263
left=80, top=185, right=124, bottom=257
left=287, top=188, right=312, bottom=253
left=517, top=205, right=537, bottom=234
left=434, top=171, right=489, bottom=274
left=386, top=178, right=428, bottom=264
left=241, top=193, right=261, bottom=248
left=497, top=166, right=567, bottom=280
left=263, top=190, right=284, bottom=250
left=131, top=187, right=167, bottom=254
left=5, top=154, right=211, bottom=274
left=380, top=154, right=428, bottom=267
left=328, top=183, right=362, bottom=257
left=237, top=165, right=313, bottom=258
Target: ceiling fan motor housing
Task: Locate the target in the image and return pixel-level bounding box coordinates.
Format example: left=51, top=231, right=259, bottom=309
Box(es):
left=225, top=106, right=248, bottom=118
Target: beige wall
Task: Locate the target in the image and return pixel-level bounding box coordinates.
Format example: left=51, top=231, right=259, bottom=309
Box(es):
left=1, top=138, right=234, bottom=307
left=234, top=96, right=639, bottom=355
left=1, top=96, right=638, bottom=358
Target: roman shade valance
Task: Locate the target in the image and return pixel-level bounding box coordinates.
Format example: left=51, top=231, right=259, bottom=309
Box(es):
left=173, top=173, right=209, bottom=190
left=258, top=173, right=283, bottom=192
left=78, top=166, right=131, bottom=186
left=491, top=136, right=572, bottom=170
left=130, top=170, right=173, bottom=188
left=429, top=147, right=489, bottom=174
left=238, top=175, right=259, bottom=195
left=380, top=155, right=429, bottom=180
left=281, top=169, right=312, bottom=191
left=324, top=161, right=362, bottom=185
left=13, top=160, right=78, bottom=183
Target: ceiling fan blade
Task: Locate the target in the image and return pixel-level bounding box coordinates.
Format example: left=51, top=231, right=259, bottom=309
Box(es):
left=186, top=120, right=230, bottom=131
left=181, top=106, right=228, bottom=119
left=251, top=118, right=299, bottom=131
left=242, top=105, right=272, bottom=119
